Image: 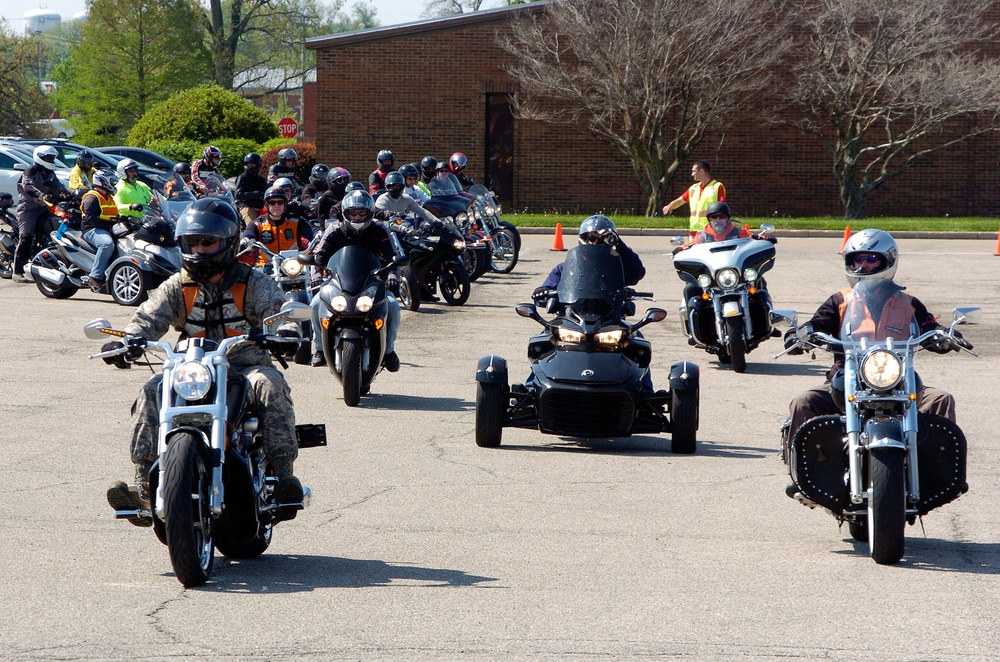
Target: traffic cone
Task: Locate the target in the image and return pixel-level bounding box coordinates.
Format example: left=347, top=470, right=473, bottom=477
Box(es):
left=838, top=226, right=852, bottom=254
left=994, top=227, right=1000, bottom=256
left=550, top=222, right=566, bottom=251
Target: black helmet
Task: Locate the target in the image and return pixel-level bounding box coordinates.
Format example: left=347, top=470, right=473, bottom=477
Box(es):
left=420, top=155, right=438, bottom=177
left=344, top=181, right=365, bottom=194
left=278, top=147, right=298, bottom=161
left=399, top=163, right=418, bottom=179
left=706, top=201, right=731, bottom=219
left=578, top=214, right=618, bottom=245
left=385, top=171, right=405, bottom=199
left=327, top=166, right=350, bottom=186
left=243, top=152, right=262, bottom=169
left=376, top=149, right=395, bottom=169
left=264, top=186, right=288, bottom=202
left=76, top=150, right=95, bottom=169
left=341, top=190, right=375, bottom=232
left=173, top=161, right=192, bottom=176
left=310, top=163, right=330, bottom=186
left=175, top=198, right=241, bottom=282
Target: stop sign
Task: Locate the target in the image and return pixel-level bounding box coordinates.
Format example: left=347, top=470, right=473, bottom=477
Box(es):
left=277, top=117, right=298, bottom=139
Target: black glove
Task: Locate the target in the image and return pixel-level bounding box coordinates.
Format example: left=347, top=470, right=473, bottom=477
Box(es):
left=386, top=273, right=400, bottom=291
left=783, top=329, right=804, bottom=355
left=752, top=234, right=778, bottom=244
left=671, top=246, right=683, bottom=256
left=922, top=336, right=952, bottom=354
left=603, top=231, right=619, bottom=246
left=101, top=339, right=143, bottom=369
left=129, top=203, right=143, bottom=212
left=532, top=286, right=549, bottom=303
left=954, top=330, right=973, bottom=351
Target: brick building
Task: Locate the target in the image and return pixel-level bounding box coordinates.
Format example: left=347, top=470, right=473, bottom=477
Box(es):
left=306, top=3, right=1000, bottom=217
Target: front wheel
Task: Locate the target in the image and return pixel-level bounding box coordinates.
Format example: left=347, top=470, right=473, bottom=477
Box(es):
left=109, top=262, right=149, bottom=306
left=868, top=447, right=906, bottom=565
left=490, top=228, right=519, bottom=273
left=293, top=321, right=312, bottom=365
left=726, top=316, right=747, bottom=373
left=498, top=220, right=521, bottom=252
left=439, top=263, right=471, bottom=306
left=341, top=337, right=363, bottom=406
left=670, top=389, right=698, bottom=454
left=475, top=380, right=506, bottom=448
left=162, top=432, right=215, bottom=587
left=397, top=266, right=421, bottom=311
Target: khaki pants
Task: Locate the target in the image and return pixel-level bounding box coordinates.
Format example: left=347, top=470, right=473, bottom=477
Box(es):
left=239, top=205, right=260, bottom=229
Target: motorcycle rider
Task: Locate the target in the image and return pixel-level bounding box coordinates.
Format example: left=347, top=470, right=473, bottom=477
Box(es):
left=418, top=156, right=438, bottom=186
left=103, top=198, right=305, bottom=525
left=268, top=147, right=302, bottom=188
left=113, top=159, right=152, bottom=219
left=317, top=167, right=351, bottom=223
left=69, top=150, right=97, bottom=193
left=240, top=186, right=316, bottom=267
left=234, top=152, right=267, bottom=226
left=11, top=145, right=72, bottom=283
left=374, top=171, right=439, bottom=229
left=783, top=229, right=969, bottom=445
left=399, top=163, right=430, bottom=203
left=428, top=160, right=461, bottom=196
left=164, top=162, right=196, bottom=199
left=301, top=163, right=330, bottom=209
left=273, top=177, right=311, bottom=222
left=449, top=152, right=476, bottom=190
left=307, top=190, right=402, bottom=371
left=80, top=169, right=121, bottom=292
left=191, top=145, right=222, bottom=196
left=368, top=149, right=395, bottom=194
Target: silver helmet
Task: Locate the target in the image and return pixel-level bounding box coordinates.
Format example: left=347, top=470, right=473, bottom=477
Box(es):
left=843, top=228, right=898, bottom=286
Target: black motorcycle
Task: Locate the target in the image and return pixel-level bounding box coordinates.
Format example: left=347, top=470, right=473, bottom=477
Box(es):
left=396, top=216, right=471, bottom=306
left=474, top=244, right=701, bottom=453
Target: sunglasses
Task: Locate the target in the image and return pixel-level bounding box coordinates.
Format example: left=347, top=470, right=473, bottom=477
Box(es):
left=852, top=254, right=882, bottom=265
left=707, top=214, right=729, bottom=221
left=266, top=199, right=286, bottom=206
left=346, top=210, right=369, bottom=219
left=580, top=232, right=604, bottom=244
left=182, top=236, right=220, bottom=248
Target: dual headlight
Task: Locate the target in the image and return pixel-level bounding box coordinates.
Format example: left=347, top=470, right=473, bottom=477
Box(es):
left=555, top=328, right=623, bottom=346
left=331, top=292, right=376, bottom=313
left=174, top=361, right=212, bottom=401
left=859, top=349, right=903, bottom=390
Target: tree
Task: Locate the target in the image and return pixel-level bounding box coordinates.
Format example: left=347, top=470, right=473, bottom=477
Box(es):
left=421, top=0, right=489, bottom=18
left=52, top=0, right=210, bottom=146
left=0, top=22, right=51, bottom=136
left=501, top=0, right=791, bottom=216
left=785, top=0, right=1000, bottom=219
left=127, top=85, right=278, bottom=146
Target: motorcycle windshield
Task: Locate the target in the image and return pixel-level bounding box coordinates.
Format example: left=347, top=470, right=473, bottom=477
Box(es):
left=200, top=173, right=234, bottom=203
left=841, top=279, right=918, bottom=342
left=325, top=244, right=382, bottom=294
left=556, top=244, right=625, bottom=313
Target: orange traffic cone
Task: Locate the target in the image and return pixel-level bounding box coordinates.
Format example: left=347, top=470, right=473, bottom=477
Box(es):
left=550, top=222, right=566, bottom=251
left=994, top=227, right=1000, bottom=256
left=838, top=226, right=852, bottom=254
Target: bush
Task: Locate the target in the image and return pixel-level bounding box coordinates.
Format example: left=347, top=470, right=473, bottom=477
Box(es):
left=127, top=85, right=278, bottom=146
left=144, top=139, right=201, bottom=166
left=204, top=138, right=262, bottom=178
left=261, top=141, right=316, bottom=182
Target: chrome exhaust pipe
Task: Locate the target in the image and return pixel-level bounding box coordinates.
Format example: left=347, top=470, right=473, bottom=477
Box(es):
left=24, top=264, right=66, bottom=285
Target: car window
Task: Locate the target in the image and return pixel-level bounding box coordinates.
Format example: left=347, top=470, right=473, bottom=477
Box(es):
left=0, top=153, right=19, bottom=169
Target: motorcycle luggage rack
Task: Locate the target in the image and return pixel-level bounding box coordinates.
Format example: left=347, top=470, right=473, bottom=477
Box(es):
left=296, top=423, right=327, bottom=448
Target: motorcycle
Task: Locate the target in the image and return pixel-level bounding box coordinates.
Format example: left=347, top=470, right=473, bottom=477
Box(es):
left=84, top=301, right=327, bottom=588
left=776, top=281, right=979, bottom=565
left=395, top=216, right=471, bottom=306
left=25, top=190, right=181, bottom=305
left=302, top=245, right=409, bottom=406
left=671, top=225, right=779, bottom=372
left=475, top=243, right=700, bottom=452
left=0, top=192, right=15, bottom=277
left=468, top=184, right=518, bottom=274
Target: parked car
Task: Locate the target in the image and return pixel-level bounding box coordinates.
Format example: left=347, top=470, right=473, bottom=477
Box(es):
left=0, top=144, right=73, bottom=204
left=99, top=146, right=175, bottom=172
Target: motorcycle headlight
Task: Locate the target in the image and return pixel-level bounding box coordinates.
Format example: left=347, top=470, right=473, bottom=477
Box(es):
left=485, top=205, right=496, bottom=216
left=595, top=329, right=624, bottom=345
left=281, top=258, right=303, bottom=277
left=357, top=295, right=374, bottom=312
left=474, top=209, right=482, bottom=220
left=697, top=274, right=712, bottom=289
left=743, top=267, right=759, bottom=283
left=456, top=212, right=469, bottom=222
left=716, top=268, right=739, bottom=289
left=173, top=361, right=212, bottom=401
left=556, top=328, right=585, bottom=344
left=332, top=295, right=348, bottom=312
left=860, top=350, right=903, bottom=390
left=453, top=239, right=466, bottom=251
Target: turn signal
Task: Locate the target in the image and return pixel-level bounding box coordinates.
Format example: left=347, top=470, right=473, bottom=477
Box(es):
left=374, top=318, right=384, bottom=330
left=701, top=292, right=710, bottom=300
left=321, top=318, right=330, bottom=329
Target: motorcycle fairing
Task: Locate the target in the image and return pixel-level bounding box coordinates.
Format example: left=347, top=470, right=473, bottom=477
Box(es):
left=322, top=245, right=383, bottom=296
left=673, top=237, right=776, bottom=285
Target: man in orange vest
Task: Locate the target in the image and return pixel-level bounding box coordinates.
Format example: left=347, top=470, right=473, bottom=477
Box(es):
left=81, top=169, right=122, bottom=292
left=662, top=161, right=726, bottom=238
left=239, top=186, right=315, bottom=267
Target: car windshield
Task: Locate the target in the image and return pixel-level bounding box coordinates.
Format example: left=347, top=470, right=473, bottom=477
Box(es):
left=841, top=279, right=918, bottom=343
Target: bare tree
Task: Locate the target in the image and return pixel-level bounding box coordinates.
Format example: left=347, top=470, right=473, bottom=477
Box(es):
left=421, top=0, right=489, bottom=19
left=786, top=0, right=1000, bottom=219
left=501, top=0, right=791, bottom=216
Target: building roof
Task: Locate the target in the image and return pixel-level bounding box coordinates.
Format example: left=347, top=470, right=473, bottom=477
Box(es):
left=305, top=1, right=548, bottom=51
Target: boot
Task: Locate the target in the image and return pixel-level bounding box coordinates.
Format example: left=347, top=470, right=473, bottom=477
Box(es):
left=311, top=351, right=326, bottom=367
left=106, top=463, right=152, bottom=527
left=382, top=351, right=400, bottom=372
left=270, top=458, right=303, bottom=506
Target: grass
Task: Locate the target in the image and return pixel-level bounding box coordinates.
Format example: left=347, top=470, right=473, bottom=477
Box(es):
left=504, top=213, right=1000, bottom=232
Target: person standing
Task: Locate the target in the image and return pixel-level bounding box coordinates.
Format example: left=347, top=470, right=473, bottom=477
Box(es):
left=662, top=161, right=726, bottom=238
left=11, top=145, right=71, bottom=283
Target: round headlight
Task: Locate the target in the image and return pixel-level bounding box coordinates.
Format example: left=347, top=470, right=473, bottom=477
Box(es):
left=860, top=350, right=903, bottom=390
left=743, top=267, right=759, bottom=282
left=281, top=258, right=303, bottom=277
left=357, top=295, right=374, bottom=312
left=485, top=205, right=496, bottom=216
left=173, top=361, right=212, bottom=401
left=697, top=274, right=712, bottom=289
left=716, top=268, right=739, bottom=289
left=332, top=295, right=348, bottom=312
left=456, top=212, right=469, bottom=222
left=453, top=239, right=466, bottom=251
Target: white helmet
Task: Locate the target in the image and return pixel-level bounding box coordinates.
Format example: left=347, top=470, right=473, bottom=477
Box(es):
left=115, top=158, right=139, bottom=179
left=843, top=228, right=898, bottom=286
left=33, top=145, right=59, bottom=170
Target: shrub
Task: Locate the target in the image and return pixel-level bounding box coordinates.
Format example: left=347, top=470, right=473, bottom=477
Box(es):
left=261, top=141, right=316, bottom=182
left=127, top=85, right=278, bottom=146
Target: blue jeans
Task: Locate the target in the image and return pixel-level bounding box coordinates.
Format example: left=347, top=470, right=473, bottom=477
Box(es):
left=83, top=228, right=115, bottom=281
left=311, top=292, right=400, bottom=355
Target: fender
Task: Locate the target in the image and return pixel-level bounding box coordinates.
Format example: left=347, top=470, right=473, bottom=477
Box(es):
left=476, top=355, right=508, bottom=384
left=107, top=255, right=148, bottom=273
left=865, top=420, right=906, bottom=451
left=668, top=360, right=700, bottom=391
left=285, top=289, right=310, bottom=305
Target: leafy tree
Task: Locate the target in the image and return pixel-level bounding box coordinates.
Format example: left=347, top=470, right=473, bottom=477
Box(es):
left=0, top=22, right=52, bottom=136
left=52, top=0, right=210, bottom=146
left=502, top=0, right=791, bottom=216
left=784, top=0, right=1000, bottom=219
left=128, top=85, right=279, bottom=146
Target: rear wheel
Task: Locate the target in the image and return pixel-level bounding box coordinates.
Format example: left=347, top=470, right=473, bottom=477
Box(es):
left=163, top=432, right=214, bottom=588
left=490, top=228, right=519, bottom=273
left=726, top=316, right=747, bottom=373
left=439, top=263, right=471, bottom=306
left=216, top=524, right=272, bottom=559
left=397, top=266, right=421, bottom=311
left=670, top=389, right=698, bottom=454
left=341, top=337, right=363, bottom=406
left=109, top=262, right=149, bottom=306
left=848, top=517, right=869, bottom=542
left=33, top=266, right=78, bottom=299
left=475, top=380, right=506, bottom=448
left=868, top=447, right=906, bottom=565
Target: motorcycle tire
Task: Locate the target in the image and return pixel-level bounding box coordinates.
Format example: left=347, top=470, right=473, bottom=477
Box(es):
left=498, top=221, right=521, bottom=252
left=439, top=263, right=471, bottom=306
left=293, top=321, right=313, bottom=365
left=670, top=388, right=698, bottom=454
left=726, top=316, right=747, bottom=373
left=848, top=517, right=869, bottom=542
left=490, top=227, right=519, bottom=274
left=868, top=447, right=906, bottom=565
left=109, top=262, right=149, bottom=306
left=341, top=337, right=364, bottom=407
left=397, top=266, right=421, bottom=312
left=162, top=432, right=215, bottom=588
left=475, top=380, right=506, bottom=448
left=33, top=270, right=78, bottom=300
left=215, top=523, right=272, bottom=560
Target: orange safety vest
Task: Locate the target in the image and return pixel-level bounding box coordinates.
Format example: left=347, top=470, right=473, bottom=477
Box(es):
left=181, top=265, right=251, bottom=339
left=81, top=188, right=118, bottom=222
left=251, top=217, right=301, bottom=267
left=688, top=180, right=724, bottom=233
left=837, top=286, right=914, bottom=341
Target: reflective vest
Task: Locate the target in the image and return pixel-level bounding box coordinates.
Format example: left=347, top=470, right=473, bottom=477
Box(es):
left=696, top=223, right=750, bottom=243
left=688, top=180, right=724, bottom=232
left=181, top=265, right=251, bottom=339
left=251, top=217, right=301, bottom=266
left=837, top=286, right=914, bottom=341
left=82, top=189, right=118, bottom=222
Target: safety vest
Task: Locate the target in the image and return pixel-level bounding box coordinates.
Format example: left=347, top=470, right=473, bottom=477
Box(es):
left=837, top=286, right=914, bottom=341
left=251, top=217, right=301, bottom=266
left=82, top=189, right=118, bottom=221
left=688, top=180, right=724, bottom=233
left=181, top=265, right=251, bottom=339
left=696, top=223, right=750, bottom=243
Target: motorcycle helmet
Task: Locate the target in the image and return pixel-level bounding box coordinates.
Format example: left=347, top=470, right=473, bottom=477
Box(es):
left=202, top=145, right=222, bottom=168
left=327, top=166, right=350, bottom=186
left=278, top=147, right=298, bottom=162
left=398, top=163, right=418, bottom=180
left=344, top=181, right=365, bottom=194
left=705, top=201, right=732, bottom=233
left=385, top=171, right=405, bottom=199
left=578, top=214, right=618, bottom=245
left=76, top=150, right=95, bottom=170
left=92, top=169, right=118, bottom=192
left=434, top=160, right=450, bottom=173
left=273, top=177, right=294, bottom=199
left=843, top=228, right=898, bottom=286
left=449, top=152, right=468, bottom=173
left=376, top=149, right=395, bottom=170
left=310, top=163, right=330, bottom=186
left=243, top=152, right=262, bottom=170
left=175, top=198, right=241, bottom=282
left=341, top=190, right=375, bottom=232
left=264, top=185, right=288, bottom=202
left=173, top=161, right=192, bottom=176
left=33, top=145, right=59, bottom=170
left=420, top=155, right=438, bottom=178
left=115, top=158, right=139, bottom=179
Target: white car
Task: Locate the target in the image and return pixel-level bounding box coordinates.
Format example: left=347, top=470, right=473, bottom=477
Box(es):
left=0, top=145, right=73, bottom=205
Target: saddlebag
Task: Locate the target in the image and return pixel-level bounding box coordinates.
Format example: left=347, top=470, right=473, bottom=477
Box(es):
left=789, top=415, right=850, bottom=514
left=915, top=413, right=967, bottom=515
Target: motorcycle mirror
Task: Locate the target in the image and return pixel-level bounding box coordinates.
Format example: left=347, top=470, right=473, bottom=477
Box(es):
left=392, top=254, right=410, bottom=268
left=770, top=310, right=798, bottom=327
left=83, top=318, right=113, bottom=340
left=644, top=308, right=668, bottom=323
left=297, top=252, right=316, bottom=265
left=669, top=236, right=685, bottom=246
left=515, top=302, right=547, bottom=325
left=278, top=301, right=312, bottom=322
left=952, top=307, right=981, bottom=325
left=760, top=223, right=776, bottom=233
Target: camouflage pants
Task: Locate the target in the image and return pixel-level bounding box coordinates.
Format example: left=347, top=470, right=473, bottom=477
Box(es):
left=129, top=363, right=298, bottom=466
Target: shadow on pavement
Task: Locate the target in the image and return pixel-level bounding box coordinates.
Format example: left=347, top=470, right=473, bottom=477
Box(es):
left=360, top=393, right=472, bottom=411
left=831, top=538, right=1000, bottom=574
left=499, top=436, right=773, bottom=458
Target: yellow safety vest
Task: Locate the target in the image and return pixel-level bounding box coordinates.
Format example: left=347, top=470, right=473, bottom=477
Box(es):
left=688, top=180, right=724, bottom=233
left=81, top=189, right=118, bottom=222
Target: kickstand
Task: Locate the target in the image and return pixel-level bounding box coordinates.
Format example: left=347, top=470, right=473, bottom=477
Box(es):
left=918, top=515, right=926, bottom=537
